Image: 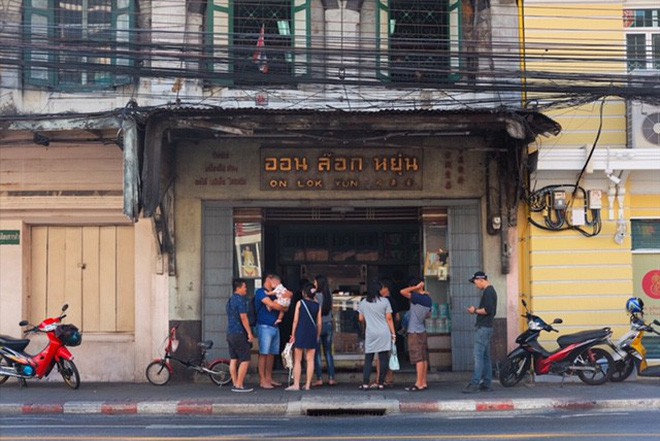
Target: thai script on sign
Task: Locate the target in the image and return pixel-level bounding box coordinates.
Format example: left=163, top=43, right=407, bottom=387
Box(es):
left=260, top=148, right=423, bottom=191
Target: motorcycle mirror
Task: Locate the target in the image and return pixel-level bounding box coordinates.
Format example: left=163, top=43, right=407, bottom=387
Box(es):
left=654, top=319, right=660, bottom=326
left=19, top=320, right=28, bottom=327
left=521, top=299, right=527, bottom=308
left=553, top=318, right=563, bottom=324
left=61, top=304, right=69, bottom=312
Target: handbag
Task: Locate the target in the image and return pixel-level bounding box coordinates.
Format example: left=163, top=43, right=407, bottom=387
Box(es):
left=281, top=341, right=294, bottom=370
left=389, top=342, right=400, bottom=371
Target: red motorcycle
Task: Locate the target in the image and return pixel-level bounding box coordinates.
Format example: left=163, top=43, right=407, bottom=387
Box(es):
left=0, top=304, right=82, bottom=389
left=499, top=300, right=613, bottom=387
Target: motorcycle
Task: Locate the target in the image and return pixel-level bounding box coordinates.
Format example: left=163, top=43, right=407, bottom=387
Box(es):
left=499, top=299, right=614, bottom=387
left=0, top=304, right=82, bottom=389
left=609, top=314, right=660, bottom=382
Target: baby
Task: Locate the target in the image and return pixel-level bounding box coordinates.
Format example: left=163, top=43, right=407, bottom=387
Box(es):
left=267, top=277, right=292, bottom=325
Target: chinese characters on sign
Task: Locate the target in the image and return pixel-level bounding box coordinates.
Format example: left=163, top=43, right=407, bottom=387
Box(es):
left=260, top=148, right=423, bottom=191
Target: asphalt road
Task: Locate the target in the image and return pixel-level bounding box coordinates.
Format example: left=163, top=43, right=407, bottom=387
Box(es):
left=1, top=409, right=659, bottom=441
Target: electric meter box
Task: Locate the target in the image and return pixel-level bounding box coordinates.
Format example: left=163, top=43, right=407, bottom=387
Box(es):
left=588, top=189, right=603, bottom=209
left=552, top=191, right=567, bottom=210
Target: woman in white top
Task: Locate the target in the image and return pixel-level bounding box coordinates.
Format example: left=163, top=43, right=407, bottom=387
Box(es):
left=358, top=284, right=396, bottom=390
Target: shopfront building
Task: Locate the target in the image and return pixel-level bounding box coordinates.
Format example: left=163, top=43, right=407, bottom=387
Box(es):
left=156, top=108, right=561, bottom=373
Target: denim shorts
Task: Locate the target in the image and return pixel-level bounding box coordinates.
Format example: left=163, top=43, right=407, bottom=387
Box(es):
left=257, top=324, right=280, bottom=355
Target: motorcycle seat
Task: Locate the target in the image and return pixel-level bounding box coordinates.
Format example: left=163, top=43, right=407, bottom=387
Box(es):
left=0, top=334, right=30, bottom=352
left=557, top=328, right=611, bottom=348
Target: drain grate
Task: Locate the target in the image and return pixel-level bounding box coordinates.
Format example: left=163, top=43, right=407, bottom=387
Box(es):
left=306, top=408, right=387, bottom=417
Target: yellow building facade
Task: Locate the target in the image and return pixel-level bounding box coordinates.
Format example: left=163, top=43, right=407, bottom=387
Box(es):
left=523, top=0, right=660, bottom=349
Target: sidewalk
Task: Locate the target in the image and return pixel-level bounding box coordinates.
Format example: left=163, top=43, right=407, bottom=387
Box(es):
left=0, top=371, right=658, bottom=416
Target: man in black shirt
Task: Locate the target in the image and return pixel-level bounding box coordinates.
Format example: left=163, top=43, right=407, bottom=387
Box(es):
left=463, top=271, right=497, bottom=393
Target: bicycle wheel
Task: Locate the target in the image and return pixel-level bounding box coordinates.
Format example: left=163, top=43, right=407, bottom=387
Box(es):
left=610, top=355, right=635, bottom=382
left=0, top=356, right=12, bottom=385
left=208, top=360, right=231, bottom=386
left=58, top=359, right=80, bottom=389
left=576, top=347, right=613, bottom=385
left=499, top=353, right=530, bottom=387
left=146, top=360, right=171, bottom=386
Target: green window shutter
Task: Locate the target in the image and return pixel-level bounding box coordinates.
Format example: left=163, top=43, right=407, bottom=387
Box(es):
left=206, top=0, right=233, bottom=85
left=448, top=0, right=462, bottom=82
left=376, top=0, right=390, bottom=82
left=24, top=0, right=55, bottom=87
left=113, top=0, right=136, bottom=86
left=293, top=0, right=311, bottom=78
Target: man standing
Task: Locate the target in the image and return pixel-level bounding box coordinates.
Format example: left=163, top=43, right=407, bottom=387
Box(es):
left=400, top=277, right=432, bottom=391
left=255, top=273, right=290, bottom=389
left=226, top=278, right=254, bottom=392
left=463, top=271, right=497, bottom=393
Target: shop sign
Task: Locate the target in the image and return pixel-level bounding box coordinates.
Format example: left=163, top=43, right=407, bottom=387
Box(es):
left=0, top=230, right=20, bottom=245
left=260, top=147, right=423, bottom=191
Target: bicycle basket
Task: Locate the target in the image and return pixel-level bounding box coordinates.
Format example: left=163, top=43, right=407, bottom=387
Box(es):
left=55, top=324, right=82, bottom=346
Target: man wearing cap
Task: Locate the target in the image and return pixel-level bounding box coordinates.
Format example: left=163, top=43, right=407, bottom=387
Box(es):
left=463, top=271, right=497, bottom=393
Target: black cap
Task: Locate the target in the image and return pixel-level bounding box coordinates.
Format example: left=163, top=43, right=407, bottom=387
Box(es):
left=469, top=271, right=487, bottom=283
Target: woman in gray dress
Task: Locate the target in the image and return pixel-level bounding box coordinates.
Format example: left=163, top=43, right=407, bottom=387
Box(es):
left=358, top=284, right=396, bottom=389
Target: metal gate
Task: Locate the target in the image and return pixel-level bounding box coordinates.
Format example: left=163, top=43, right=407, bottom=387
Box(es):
left=448, top=203, right=482, bottom=371
left=201, top=205, right=234, bottom=360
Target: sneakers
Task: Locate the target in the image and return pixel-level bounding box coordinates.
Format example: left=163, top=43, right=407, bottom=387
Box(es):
left=461, top=383, right=481, bottom=394
left=480, top=384, right=493, bottom=392
left=231, top=386, right=253, bottom=393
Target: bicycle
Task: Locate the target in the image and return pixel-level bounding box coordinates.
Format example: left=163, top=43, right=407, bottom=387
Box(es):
left=145, top=323, right=231, bottom=386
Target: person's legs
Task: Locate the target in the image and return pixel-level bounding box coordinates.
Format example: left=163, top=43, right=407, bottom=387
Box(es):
left=363, top=352, right=375, bottom=386
left=257, top=325, right=275, bottom=388
left=481, top=327, right=494, bottom=388
left=323, top=322, right=336, bottom=382
left=286, top=348, right=303, bottom=390
left=236, top=361, right=250, bottom=388
left=376, top=351, right=389, bottom=385
left=470, top=328, right=486, bottom=385
left=304, top=348, right=316, bottom=390
left=229, top=359, right=238, bottom=387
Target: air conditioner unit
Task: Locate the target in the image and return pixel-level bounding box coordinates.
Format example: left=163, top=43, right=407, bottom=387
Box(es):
left=628, top=101, right=660, bottom=148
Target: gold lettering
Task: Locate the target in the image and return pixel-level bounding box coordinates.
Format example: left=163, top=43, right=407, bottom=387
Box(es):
left=318, top=155, right=331, bottom=172
left=280, top=158, right=292, bottom=172
left=390, top=154, right=403, bottom=175
left=405, top=157, right=419, bottom=172
left=269, top=179, right=288, bottom=188
left=264, top=157, right=278, bottom=172
left=334, top=157, right=347, bottom=171
left=294, top=157, right=308, bottom=171
left=373, top=157, right=387, bottom=171
left=349, top=157, right=363, bottom=171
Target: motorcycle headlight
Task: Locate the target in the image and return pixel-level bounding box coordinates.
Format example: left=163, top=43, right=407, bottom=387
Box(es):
left=528, top=319, right=544, bottom=331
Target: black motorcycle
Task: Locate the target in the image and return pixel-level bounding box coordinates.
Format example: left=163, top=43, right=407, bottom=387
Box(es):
left=499, top=300, right=613, bottom=387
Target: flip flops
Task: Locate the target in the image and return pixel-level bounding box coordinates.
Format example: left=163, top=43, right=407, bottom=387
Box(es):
left=405, top=385, right=427, bottom=392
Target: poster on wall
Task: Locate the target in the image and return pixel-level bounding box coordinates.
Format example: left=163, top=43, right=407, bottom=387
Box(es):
left=235, top=223, right=262, bottom=279
left=632, top=254, right=660, bottom=318
left=424, top=249, right=449, bottom=280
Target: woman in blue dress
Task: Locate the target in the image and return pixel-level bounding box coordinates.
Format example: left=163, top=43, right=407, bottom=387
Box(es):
left=286, top=283, right=321, bottom=391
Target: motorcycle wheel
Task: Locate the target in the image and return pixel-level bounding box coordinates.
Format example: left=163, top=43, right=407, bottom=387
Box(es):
left=208, top=360, right=231, bottom=386
left=59, top=359, right=80, bottom=389
left=610, top=356, right=635, bottom=383
left=576, top=347, right=613, bottom=385
left=0, top=356, right=11, bottom=385
left=499, top=353, right=530, bottom=387
left=146, top=360, right=171, bottom=386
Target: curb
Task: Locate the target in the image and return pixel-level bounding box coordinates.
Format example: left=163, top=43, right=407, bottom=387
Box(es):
left=1, top=398, right=658, bottom=415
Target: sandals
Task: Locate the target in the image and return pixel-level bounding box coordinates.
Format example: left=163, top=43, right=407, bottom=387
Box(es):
left=405, top=385, right=427, bottom=392
left=369, top=383, right=384, bottom=390
left=358, top=384, right=370, bottom=390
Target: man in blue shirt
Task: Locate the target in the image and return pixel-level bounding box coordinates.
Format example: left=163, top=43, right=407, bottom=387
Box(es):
left=400, top=277, right=432, bottom=391
left=255, top=273, right=290, bottom=389
left=226, top=278, right=255, bottom=392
